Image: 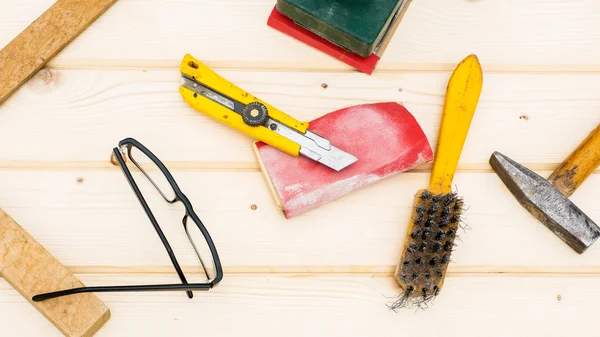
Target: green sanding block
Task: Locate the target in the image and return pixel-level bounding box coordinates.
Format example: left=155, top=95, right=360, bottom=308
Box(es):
left=276, top=0, right=405, bottom=57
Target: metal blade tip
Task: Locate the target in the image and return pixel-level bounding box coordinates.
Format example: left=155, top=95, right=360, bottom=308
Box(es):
left=327, top=152, right=358, bottom=171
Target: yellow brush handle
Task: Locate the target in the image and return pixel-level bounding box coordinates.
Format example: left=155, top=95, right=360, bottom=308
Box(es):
left=428, top=55, right=483, bottom=194
left=179, top=54, right=308, bottom=157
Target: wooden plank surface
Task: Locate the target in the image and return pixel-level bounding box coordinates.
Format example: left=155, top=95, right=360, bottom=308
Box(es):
left=1, top=169, right=600, bottom=271
left=2, top=0, right=600, bottom=336
left=0, top=69, right=599, bottom=167
left=2, top=274, right=600, bottom=337
left=2, top=0, right=600, bottom=70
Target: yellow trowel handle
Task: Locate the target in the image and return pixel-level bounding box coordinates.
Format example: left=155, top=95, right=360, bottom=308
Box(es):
left=179, top=54, right=308, bottom=157
left=429, top=55, right=483, bottom=194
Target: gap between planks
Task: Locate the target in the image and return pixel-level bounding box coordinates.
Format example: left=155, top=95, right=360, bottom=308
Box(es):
left=44, top=59, right=600, bottom=74
left=46, top=265, right=600, bottom=277
left=0, top=160, right=598, bottom=173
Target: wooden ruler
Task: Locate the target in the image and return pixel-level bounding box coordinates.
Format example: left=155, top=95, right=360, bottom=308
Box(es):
left=0, top=209, right=111, bottom=336
left=0, top=0, right=118, bottom=105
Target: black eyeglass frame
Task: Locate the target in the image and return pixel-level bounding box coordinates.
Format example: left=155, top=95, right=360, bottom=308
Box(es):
left=32, top=138, right=223, bottom=302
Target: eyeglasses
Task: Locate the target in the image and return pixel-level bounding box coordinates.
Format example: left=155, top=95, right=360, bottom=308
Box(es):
left=33, top=138, right=223, bottom=301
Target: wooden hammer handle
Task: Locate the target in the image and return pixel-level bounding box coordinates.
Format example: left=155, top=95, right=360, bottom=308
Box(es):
left=548, top=123, right=600, bottom=197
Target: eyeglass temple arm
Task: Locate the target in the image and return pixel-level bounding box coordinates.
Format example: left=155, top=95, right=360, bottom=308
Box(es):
left=32, top=283, right=214, bottom=302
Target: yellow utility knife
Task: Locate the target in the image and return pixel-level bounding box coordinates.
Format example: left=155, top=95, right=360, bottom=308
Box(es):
left=179, top=54, right=358, bottom=171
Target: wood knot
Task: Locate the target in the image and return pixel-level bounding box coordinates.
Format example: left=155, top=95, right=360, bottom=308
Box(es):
left=27, top=68, right=60, bottom=93
left=250, top=204, right=258, bottom=210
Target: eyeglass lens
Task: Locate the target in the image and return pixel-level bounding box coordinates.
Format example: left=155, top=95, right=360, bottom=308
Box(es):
left=126, top=145, right=215, bottom=284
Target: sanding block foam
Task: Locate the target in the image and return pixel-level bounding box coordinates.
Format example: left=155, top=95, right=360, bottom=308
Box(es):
left=267, top=7, right=380, bottom=75
left=276, top=0, right=404, bottom=57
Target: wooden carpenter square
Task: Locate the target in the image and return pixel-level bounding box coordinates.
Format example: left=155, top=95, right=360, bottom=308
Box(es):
left=0, top=209, right=110, bottom=337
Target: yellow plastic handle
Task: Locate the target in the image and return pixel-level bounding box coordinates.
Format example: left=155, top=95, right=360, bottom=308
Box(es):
left=179, top=54, right=308, bottom=157
left=429, top=55, right=483, bottom=194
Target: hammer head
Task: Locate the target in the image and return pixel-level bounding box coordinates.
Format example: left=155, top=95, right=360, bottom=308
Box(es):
left=490, top=151, right=600, bottom=254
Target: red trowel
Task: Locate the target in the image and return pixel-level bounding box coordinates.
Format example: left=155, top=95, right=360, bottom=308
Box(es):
left=254, top=102, right=433, bottom=218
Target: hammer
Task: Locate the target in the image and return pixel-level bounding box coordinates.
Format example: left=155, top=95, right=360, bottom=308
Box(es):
left=489, top=123, right=600, bottom=254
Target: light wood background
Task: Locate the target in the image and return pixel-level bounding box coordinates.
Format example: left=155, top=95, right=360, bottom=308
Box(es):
left=2, top=0, right=600, bottom=336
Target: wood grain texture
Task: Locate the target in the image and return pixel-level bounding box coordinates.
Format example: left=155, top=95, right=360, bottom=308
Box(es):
left=1, top=69, right=600, bottom=167
left=0, top=0, right=117, bottom=105
left=0, top=209, right=110, bottom=337
left=548, top=123, right=600, bottom=197
left=1, top=169, right=600, bottom=272
left=3, top=0, right=600, bottom=71
left=3, top=274, right=600, bottom=337
left=2, top=0, right=600, bottom=335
